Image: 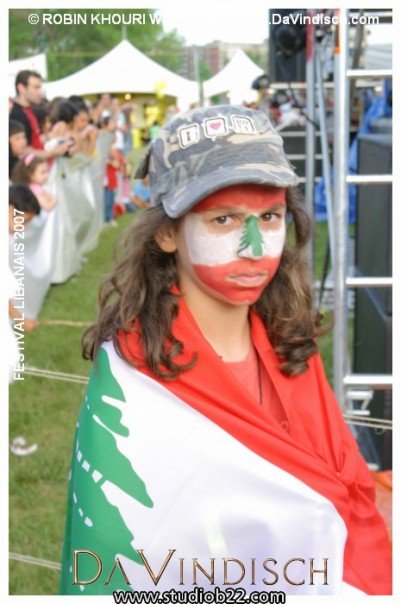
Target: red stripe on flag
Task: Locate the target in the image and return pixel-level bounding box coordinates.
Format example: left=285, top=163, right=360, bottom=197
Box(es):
left=119, top=293, right=392, bottom=594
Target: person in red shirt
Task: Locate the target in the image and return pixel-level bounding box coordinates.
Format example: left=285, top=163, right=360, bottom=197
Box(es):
left=104, top=145, right=125, bottom=226
left=10, top=70, right=70, bottom=159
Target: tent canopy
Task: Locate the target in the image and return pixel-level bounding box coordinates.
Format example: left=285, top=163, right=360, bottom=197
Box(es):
left=203, top=50, right=263, bottom=104
left=44, top=40, right=198, bottom=108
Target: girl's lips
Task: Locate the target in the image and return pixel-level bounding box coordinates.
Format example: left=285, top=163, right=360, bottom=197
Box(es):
left=226, top=273, right=268, bottom=286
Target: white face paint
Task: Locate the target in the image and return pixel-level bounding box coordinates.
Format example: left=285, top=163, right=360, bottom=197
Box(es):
left=183, top=213, right=286, bottom=266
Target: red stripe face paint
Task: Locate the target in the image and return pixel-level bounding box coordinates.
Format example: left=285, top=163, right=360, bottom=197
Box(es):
left=180, top=185, right=287, bottom=304
left=192, top=184, right=287, bottom=214
left=192, top=257, right=283, bottom=304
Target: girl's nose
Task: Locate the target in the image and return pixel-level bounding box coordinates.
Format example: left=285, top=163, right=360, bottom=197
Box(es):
left=236, top=215, right=265, bottom=259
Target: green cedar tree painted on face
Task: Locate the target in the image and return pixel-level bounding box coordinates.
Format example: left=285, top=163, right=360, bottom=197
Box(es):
left=59, top=348, right=153, bottom=595
left=237, top=215, right=265, bottom=258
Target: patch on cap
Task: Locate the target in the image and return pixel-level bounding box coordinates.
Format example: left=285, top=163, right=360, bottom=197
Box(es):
left=231, top=115, right=256, bottom=134
left=203, top=116, right=229, bottom=139
left=177, top=123, right=200, bottom=149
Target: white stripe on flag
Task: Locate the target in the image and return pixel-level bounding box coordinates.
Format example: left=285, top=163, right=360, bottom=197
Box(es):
left=75, top=342, right=349, bottom=594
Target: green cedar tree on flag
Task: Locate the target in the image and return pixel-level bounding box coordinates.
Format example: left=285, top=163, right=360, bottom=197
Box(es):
left=60, top=348, right=153, bottom=595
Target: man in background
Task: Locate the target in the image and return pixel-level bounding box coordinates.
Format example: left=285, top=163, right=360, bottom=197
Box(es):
left=10, top=70, right=69, bottom=159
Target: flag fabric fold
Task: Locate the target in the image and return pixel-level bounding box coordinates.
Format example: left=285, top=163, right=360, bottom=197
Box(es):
left=60, top=295, right=391, bottom=595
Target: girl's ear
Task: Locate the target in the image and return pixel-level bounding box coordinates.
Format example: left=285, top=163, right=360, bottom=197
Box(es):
left=154, top=225, right=177, bottom=253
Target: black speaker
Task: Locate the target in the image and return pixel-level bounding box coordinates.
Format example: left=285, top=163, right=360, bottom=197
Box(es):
left=353, top=286, right=392, bottom=469
left=269, top=9, right=307, bottom=82
left=356, top=132, right=392, bottom=313
left=280, top=126, right=325, bottom=179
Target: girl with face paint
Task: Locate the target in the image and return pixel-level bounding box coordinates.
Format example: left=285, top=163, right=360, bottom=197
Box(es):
left=60, top=107, right=391, bottom=596
left=154, top=184, right=288, bottom=364
left=180, top=185, right=287, bottom=305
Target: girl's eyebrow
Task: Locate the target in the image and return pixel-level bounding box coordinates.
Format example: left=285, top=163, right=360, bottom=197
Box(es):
left=203, top=204, right=287, bottom=213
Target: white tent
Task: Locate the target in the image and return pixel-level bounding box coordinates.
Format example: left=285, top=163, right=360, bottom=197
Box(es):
left=44, top=40, right=198, bottom=109
left=203, top=50, right=263, bottom=105
left=8, top=52, right=47, bottom=98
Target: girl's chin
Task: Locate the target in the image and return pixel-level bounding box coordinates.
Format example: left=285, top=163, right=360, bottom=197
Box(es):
left=201, top=283, right=266, bottom=306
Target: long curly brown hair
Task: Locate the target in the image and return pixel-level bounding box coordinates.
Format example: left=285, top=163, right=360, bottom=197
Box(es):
left=83, top=187, right=327, bottom=378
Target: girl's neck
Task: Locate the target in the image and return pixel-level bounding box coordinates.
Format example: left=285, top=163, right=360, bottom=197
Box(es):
left=179, top=281, right=251, bottom=362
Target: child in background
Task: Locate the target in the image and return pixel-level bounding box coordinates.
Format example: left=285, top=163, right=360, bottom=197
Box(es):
left=9, top=119, right=28, bottom=179
left=104, top=144, right=124, bottom=227
left=11, top=154, right=57, bottom=212
left=8, top=184, right=41, bottom=333
left=120, top=159, right=132, bottom=205
left=125, top=174, right=150, bottom=212
left=149, top=120, right=161, bottom=140
left=32, top=104, right=53, bottom=147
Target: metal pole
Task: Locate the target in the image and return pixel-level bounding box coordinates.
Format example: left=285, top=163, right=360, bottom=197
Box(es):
left=350, top=13, right=365, bottom=106
left=346, top=68, right=393, bottom=78
left=305, top=12, right=316, bottom=272
left=333, top=9, right=350, bottom=407
left=346, top=174, right=393, bottom=185
left=346, top=276, right=393, bottom=288
left=315, top=44, right=335, bottom=265
left=343, top=374, right=393, bottom=389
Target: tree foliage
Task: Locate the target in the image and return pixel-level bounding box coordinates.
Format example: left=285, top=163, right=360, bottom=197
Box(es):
left=9, top=9, right=186, bottom=80
left=247, top=49, right=268, bottom=72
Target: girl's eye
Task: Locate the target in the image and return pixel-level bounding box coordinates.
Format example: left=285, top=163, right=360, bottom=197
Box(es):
left=213, top=215, right=233, bottom=225
left=261, top=212, right=281, bottom=222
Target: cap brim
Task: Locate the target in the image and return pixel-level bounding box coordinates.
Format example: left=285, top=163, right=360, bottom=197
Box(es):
left=161, top=165, right=299, bottom=218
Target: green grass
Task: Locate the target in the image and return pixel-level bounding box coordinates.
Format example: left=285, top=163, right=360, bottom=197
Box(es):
left=9, top=216, right=341, bottom=595
left=9, top=213, right=136, bottom=595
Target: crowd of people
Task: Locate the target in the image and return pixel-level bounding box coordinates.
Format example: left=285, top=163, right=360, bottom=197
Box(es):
left=8, top=69, right=164, bottom=348
left=6, top=70, right=315, bottom=381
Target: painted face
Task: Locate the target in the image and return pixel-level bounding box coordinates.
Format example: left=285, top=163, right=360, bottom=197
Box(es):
left=180, top=185, right=287, bottom=304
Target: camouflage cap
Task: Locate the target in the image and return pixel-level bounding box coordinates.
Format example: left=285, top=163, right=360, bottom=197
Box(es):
left=135, top=104, right=299, bottom=218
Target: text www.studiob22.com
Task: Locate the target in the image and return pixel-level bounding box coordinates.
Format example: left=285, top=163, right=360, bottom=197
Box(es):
left=113, top=587, right=286, bottom=604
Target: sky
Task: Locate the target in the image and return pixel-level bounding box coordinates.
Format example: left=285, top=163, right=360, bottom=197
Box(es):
left=159, top=4, right=269, bottom=45
left=159, top=5, right=391, bottom=47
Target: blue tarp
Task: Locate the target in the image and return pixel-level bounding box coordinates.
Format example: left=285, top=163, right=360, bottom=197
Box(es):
left=314, top=79, right=392, bottom=222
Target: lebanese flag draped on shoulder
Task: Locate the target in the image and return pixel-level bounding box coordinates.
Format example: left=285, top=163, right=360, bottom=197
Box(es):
left=60, top=293, right=391, bottom=595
